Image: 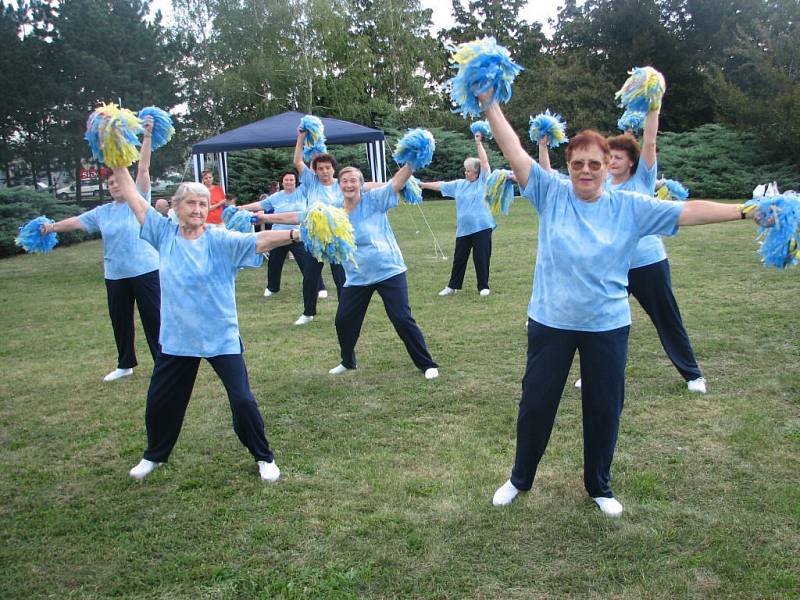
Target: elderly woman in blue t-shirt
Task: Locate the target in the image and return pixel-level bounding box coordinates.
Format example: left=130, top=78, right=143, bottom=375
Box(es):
left=111, top=166, right=299, bottom=483
left=481, top=95, right=759, bottom=517
left=420, top=133, right=496, bottom=297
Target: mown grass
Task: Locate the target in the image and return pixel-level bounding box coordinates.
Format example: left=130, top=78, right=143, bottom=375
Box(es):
left=0, top=199, right=797, bottom=599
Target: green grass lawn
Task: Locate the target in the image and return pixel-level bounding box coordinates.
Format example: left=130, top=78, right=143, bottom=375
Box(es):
left=1, top=200, right=797, bottom=599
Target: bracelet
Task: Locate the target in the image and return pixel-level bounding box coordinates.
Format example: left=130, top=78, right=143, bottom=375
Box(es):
left=738, top=205, right=746, bottom=220
left=289, top=230, right=294, bottom=242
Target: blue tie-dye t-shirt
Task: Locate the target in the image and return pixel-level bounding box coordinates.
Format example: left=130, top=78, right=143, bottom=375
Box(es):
left=342, top=185, right=407, bottom=287
left=260, top=189, right=307, bottom=232
left=299, top=168, right=343, bottom=208
left=78, top=192, right=159, bottom=280
left=439, top=170, right=496, bottom=237
left=140, top=207, right=263, bottom=357
left=522, top=162, right=683, bottom=332
left=608, top=160, right=666, bottom=269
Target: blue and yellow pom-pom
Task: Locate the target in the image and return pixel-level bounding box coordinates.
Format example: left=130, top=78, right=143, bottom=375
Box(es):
left=85, top=103, right=143, bottom=167
left=397, top=177, right=423, bottom=205
left=529, top=110, right=568, bottom=148
left=222, top=205, right=256, bottom=233
left=655, top=179, right=689, bottom=201
left=617, top=110, right=646, bottom=133
left=470, top=120, right=492, bottom=139
left=742, top=194, right=800, bottom=269
left=299, top=115, right=327, bottom=162
left=15, top=216, right=58, bottom=254
left=299, top=203, right=357, bottom=266
left=615, top=66, right=666, bottom=113
left=446, top=37, right=523, bottom=119
left=392, top=128, right=436, bottom=170
left=484, top=169, right=516, bottom=216
left=138, top=106, right=175, bottom=150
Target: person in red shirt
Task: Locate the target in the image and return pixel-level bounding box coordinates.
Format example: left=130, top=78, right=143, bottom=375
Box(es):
left=202, top=170, right=226, bottom=225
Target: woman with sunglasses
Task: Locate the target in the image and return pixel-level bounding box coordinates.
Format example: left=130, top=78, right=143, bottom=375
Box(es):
left=480, top=93, right=760, bottom=517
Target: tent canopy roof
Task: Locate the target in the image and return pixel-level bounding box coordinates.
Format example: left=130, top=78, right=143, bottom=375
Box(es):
left=191, top=111, right=384, bottom=154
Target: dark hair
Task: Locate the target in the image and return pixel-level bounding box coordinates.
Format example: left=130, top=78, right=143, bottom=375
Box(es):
left=310, top=153, right=337, bottom=173
left=201, top=169, right=213, bottom=177
left=280, top=169, right=298, bottom=188
left=607, top=133, right=640, bottom=175
left=565, top=130, right=610, bottom=162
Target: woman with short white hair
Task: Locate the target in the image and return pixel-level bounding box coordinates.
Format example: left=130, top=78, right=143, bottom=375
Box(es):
left=111, top=166, right=298, bottom=482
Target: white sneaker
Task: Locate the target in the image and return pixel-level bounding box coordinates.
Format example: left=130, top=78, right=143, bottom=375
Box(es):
left=263, top=288, right=274, bottom=297
left=592, top=496, right=623, bottom=517
left=257, top=460, right=280, bottom=482
left=318, top=290, right=328, bottom=299
left=479, top=288, right=491, bottom=297
left=103, top=367, right=133, bottom=382
left=492, top=480, right=521, bottom=506
left=438, top=286, right=456, bottom=296
left=129, top=458, right=163, bottom=480
left=328, top=363, right=350, bottom=375
left=687, top=377, right=707, bottom=394
left=424, top=367, right=439, bottom=380
left=574, top=378, right=582, bottom=389
left=294, top=314, right=314, bottom=325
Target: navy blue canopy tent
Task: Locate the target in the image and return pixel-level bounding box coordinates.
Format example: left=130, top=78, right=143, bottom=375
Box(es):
left=190, top=111, right=387, bottom=192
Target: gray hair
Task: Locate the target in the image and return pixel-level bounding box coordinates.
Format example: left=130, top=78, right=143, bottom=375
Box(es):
left=338, top=166, right=364, bottom=185
left=172, top=182, right=210, bottom=205
left=464, top=157, right=480, bottom=174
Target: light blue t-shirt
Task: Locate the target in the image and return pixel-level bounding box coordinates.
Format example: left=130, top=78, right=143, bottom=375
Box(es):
left=439, top=170, right=496, bottom=237
left=78, top=192, right=159, bottom=280
left=260, top=189, right=306, bottom=232
left=300, top=168, right=343, bottom=208
left=608, top=160, right=666, bottom=269
left=523, top=162, right=683, bottom=332
left=140, top=207, right=263, bottom=357
left=343, top=185, right=407, bottom=287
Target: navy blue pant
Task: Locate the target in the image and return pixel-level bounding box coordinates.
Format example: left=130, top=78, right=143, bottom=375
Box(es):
left=142, top=352, right=273, bottom=464
left=104, top=270, right=161, bottom=369
left=628, top=259, right=702, bottom=382
left=448, top=227, right=492, bottom=291
left=512, top=321, right=629, bottom=498
left=303, top=256, right=345, bottom=316
left=266, top=241, right=325, bottom=294
left=335, top=272, right=438, bottom=371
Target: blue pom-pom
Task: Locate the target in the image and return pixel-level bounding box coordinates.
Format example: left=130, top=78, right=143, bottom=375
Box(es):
left=446, top=37, right=523, bottom=119
left=617, top=110, right=646, bottom=133
left=84, top=103, right=143, bottom=167
left=615, top=66, right=666, bottom=113
left=655, top=179, right=689, bottom=201
left=397, top=177, right=423, bottom=205
left=484, top=169, right=516, bottom=215
left=15, top=216, right=58, bottom=253
left=299, top=115, right=327, bottom=161
left=742, top=194, right=800, bottom=269
left=138, top=106, right=175, bottom=150
left=470, top=120, right=492, bottom=139
left=222, top=205, right=256, bottom=233
left=528, top=110, right=568, bottom=148
left=392, top=129, right=435, bottom=170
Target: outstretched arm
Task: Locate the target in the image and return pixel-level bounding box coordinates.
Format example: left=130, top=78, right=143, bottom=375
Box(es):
left=640, top=108, right=659, bottom=169
left=538, top=137, right=552, bottom=173
left=389, top=164, right=413, bottom=193
left=293, top=129, right=307, bottom=175
left=238, top=200, right=264, bottom=212
left=255, top=227, right=301, bottom=254
left=136, top=117, right=153, bottom=195
left=111, top=167, right=149, bottom=225
left=41, top=216, right=86, bottom=235
left=254, top=211, right=300, bottom=226
left=475, top=133, right=490, bottom=173
left=481, top=99, right=534, bottom=189
left=419, top=181, right=442, bottom=192
left=679, top=201, right=752, bottom=226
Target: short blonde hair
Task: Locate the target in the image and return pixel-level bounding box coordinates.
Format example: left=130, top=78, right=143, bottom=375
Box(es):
left=464, top=157, right=480, bottom=174
left=172, top=182, right=210, bottom=205
left=338, top=166, right=364, bottom=185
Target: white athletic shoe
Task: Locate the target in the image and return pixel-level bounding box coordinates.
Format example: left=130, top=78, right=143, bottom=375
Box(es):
left=103, top=368, right=133, bottom=382
left=294, top=314, right=314, bottom=326
left=328, top=364, right=350, bottom=375
left=424, top=367, right=439, bottom=380
left=257, top=460, right=280, bottom=482
left=574, top=378, right=582, bottom=389
left=129, top=458, right=163, bottom=480
left=479, top=288, right=491, bottom=297
left=438, top=286, right=456, bottom=296
left=263, top=288, right=274, bottom=297
left=687, top=377, right=707, bottom=394
left=592, top=496, right=624, bottom=517
left=492, top=480, right=521, bottom=506
left=318, top=290, right=328, bottom=299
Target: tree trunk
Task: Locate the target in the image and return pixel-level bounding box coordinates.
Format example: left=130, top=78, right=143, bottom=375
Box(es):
left=74, top=161, right=82, bottom=203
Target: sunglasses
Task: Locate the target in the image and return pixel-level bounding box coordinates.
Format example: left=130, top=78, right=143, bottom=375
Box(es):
left=569, top=160, right=604, bottom=172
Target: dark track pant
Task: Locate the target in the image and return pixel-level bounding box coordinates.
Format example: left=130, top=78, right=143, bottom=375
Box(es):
left=627, top=259, right=702, bottom=382
left=266, top=241, right=325, bottom=294
left=303, top=256, right=345, bottom=316
left=511, top=321, right=629, bottom=498
left=448, top=227, right=492, bottom=291
left=335, top=272, right=438, bottom=371
left=142, top=352, right=273, bottom=463
left=104, top=270, right=161, bottom=369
